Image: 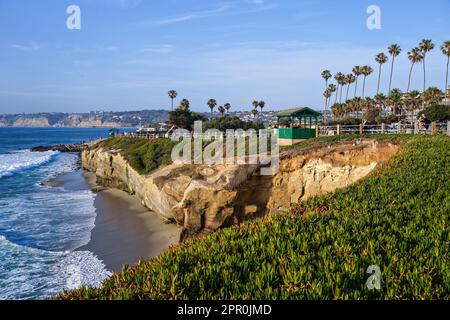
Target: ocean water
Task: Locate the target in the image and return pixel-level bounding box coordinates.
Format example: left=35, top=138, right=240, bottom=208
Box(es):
left=0, top=128, right=115, bottom=299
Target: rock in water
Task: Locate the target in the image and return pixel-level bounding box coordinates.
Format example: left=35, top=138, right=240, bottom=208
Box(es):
left=31, top=144, right=87, bottom=153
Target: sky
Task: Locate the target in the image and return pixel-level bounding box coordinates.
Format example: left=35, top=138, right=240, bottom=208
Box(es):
left=0, top=0, right=449, bottom=114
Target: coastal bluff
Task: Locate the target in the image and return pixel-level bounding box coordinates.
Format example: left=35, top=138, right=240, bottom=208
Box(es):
left=81, top=139, right=399, bottom=241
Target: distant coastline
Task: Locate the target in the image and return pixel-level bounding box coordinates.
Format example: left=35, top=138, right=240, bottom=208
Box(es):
left=0, top=110, right=170, bottom=128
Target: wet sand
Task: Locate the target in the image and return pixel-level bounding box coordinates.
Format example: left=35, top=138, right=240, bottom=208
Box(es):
left=49, top=170, right=181, bottom=272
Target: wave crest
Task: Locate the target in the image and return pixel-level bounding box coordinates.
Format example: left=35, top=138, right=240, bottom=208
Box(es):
left=0, top=150, right=58, bottom=178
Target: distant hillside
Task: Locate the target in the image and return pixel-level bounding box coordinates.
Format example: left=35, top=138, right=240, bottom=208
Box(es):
left=0, top=110, right=278, bottom=128
left=0, top=110, right=170, bottom=128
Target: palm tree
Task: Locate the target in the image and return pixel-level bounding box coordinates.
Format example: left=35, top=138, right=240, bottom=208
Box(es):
left=321, top=70, right=332, bottom=90
left=258, top=101, right=265, bottom=113
left=331, top=103, right=343, bottom=119
left=419, top=39, right=435, bottom=92
left=407, top=48, right=424, bottom=92
left=251, top=108, right=259, bottom=119
left=387, top=88, right=403, bottom=115
left=224, top=103, right=231, bottom=113
left=207, top=99, right=217, bottom=116
left=441, top=41, right=450, bottom=97
left=168, top=90, right=178, bottom=111
left=421, top=87, right=444, bottom=106
left=218, top=105, right=226, bottom=117
left=345, top=74, right=356, bottom=101
left=252, top=100, right=260, bottom=110
left=360, top=97, right=378, bottom=123
left=352, top=97, right=363, bottom=116
left=323, top=89, right=332, bottom=110
left=375, top=53, right=388, bottom=95
left=360, top=66, right=373, bottom=98
left=327, top=84, right=337, bottom=109
left=374, top=93, right=387, bottom=111
left=402, top=90, right=422, bottom=126
left=179, top=99, right=190, bottom=111
left=387, top=44, right=402, bottom=94
left=334, top=72, right=344, bottom=103
left=352, top=66, right=362, bottom=98
left=339, top=75, right=347, bottom=103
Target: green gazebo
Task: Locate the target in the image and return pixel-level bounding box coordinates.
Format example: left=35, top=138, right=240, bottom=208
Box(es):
left=275, top=107, right=321, bottom=146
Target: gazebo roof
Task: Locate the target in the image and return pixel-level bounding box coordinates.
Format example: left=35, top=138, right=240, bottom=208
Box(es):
left=275, top=107, right=321, bottom=118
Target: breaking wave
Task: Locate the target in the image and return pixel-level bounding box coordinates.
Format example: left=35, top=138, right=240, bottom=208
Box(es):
left=0, top=150, right=58, bottom=179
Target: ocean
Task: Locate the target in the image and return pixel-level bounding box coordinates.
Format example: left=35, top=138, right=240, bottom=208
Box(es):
left=0, top=128, right=115, bottom=299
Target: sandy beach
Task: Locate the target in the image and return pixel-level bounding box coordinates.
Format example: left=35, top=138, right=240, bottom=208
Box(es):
left=49, top=170, right=181, bottom=272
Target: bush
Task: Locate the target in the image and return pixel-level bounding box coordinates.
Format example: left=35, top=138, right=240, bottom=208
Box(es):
left=203, top=116, right=264, bottom=131
left=169, top=108, right=206, bottom=131
left=418, top=104, right=450, bottom=122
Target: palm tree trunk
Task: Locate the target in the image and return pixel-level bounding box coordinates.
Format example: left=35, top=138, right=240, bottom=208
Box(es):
left=339, top=85, right=344, bottom=103
left=407, top=63, right=414, bottom=93
left=334, top=85, right=339, bottom=104
left=362, top=76, right=366, bottom=98
left=171, top=99, right=174, bottom=111
left=354, top=77, right=358, bottom=98
left=346, top=84, right=350, bottom=101
left=423, top=54, right=427, bottom=92
left=377, top=64, right=382, bottom=95
left=445, top=56, right=449, bottom=98
left=388, top=56, right=395, bottom=94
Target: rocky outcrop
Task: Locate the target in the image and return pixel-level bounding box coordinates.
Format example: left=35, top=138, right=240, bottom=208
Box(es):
left=82, top=139, right=399, bottom=241
left=31, top=144, right=88, bottom=153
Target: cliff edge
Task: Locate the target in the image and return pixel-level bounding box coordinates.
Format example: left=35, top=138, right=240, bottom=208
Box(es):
left=81, top=138, right=399, bottom=241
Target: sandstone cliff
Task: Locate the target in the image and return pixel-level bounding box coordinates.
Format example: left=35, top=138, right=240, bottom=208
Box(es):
left=13, top=117, right=51, bottom=127
left=82, top=139, right=399, bottom=241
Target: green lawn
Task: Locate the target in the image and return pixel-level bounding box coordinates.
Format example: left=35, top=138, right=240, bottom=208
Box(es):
left=61, top=135, right=450, bottom=300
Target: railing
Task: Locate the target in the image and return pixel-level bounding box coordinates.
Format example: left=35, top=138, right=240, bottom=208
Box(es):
left=116, top=121, right=450, bottom=140
left=318, top=121, right=450, bottom=137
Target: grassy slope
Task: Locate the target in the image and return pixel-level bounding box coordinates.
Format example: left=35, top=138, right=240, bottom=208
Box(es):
left=99, top=137, right=177, bottom=175
left=61, top=135, right=449, bottom=299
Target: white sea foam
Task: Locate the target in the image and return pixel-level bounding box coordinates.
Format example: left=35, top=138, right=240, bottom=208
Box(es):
left=0, top=148, right=111, bottom=299
left=0, top=150, right=58, bottom=178
left=0, top=237, right=111, bottom=299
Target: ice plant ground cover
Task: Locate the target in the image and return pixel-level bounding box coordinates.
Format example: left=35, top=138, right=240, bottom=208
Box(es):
left=59, top=134, right=450, bottom=300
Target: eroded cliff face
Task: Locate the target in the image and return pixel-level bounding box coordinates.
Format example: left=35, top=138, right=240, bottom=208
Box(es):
left=82, top=139, right=399, bottom=241
left=13, top=117, right=50, bottom=127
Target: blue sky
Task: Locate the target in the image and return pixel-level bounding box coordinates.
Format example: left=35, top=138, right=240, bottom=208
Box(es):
left=0, top=0, right=449, bottom=114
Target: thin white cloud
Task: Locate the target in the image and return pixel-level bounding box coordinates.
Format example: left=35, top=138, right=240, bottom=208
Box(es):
left=11, top=42, right=41, bottom=52
left=138, top=44, right=174, bottom=54
left=147, top=2, right=277, bottom=26
left=154, top=3, right=232, bottom=25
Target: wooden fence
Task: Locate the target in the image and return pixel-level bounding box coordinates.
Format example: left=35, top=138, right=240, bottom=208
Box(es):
left=316, top=121, right=450, bottom=137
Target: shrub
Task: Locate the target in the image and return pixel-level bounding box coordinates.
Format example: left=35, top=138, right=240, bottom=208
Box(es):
left=203, top=116, right=264, bottom=131
left=418, top=104, right=450, bottom=122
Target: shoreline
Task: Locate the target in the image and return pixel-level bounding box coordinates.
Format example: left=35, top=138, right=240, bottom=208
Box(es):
left=49, top=170, right=181, bottom=272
